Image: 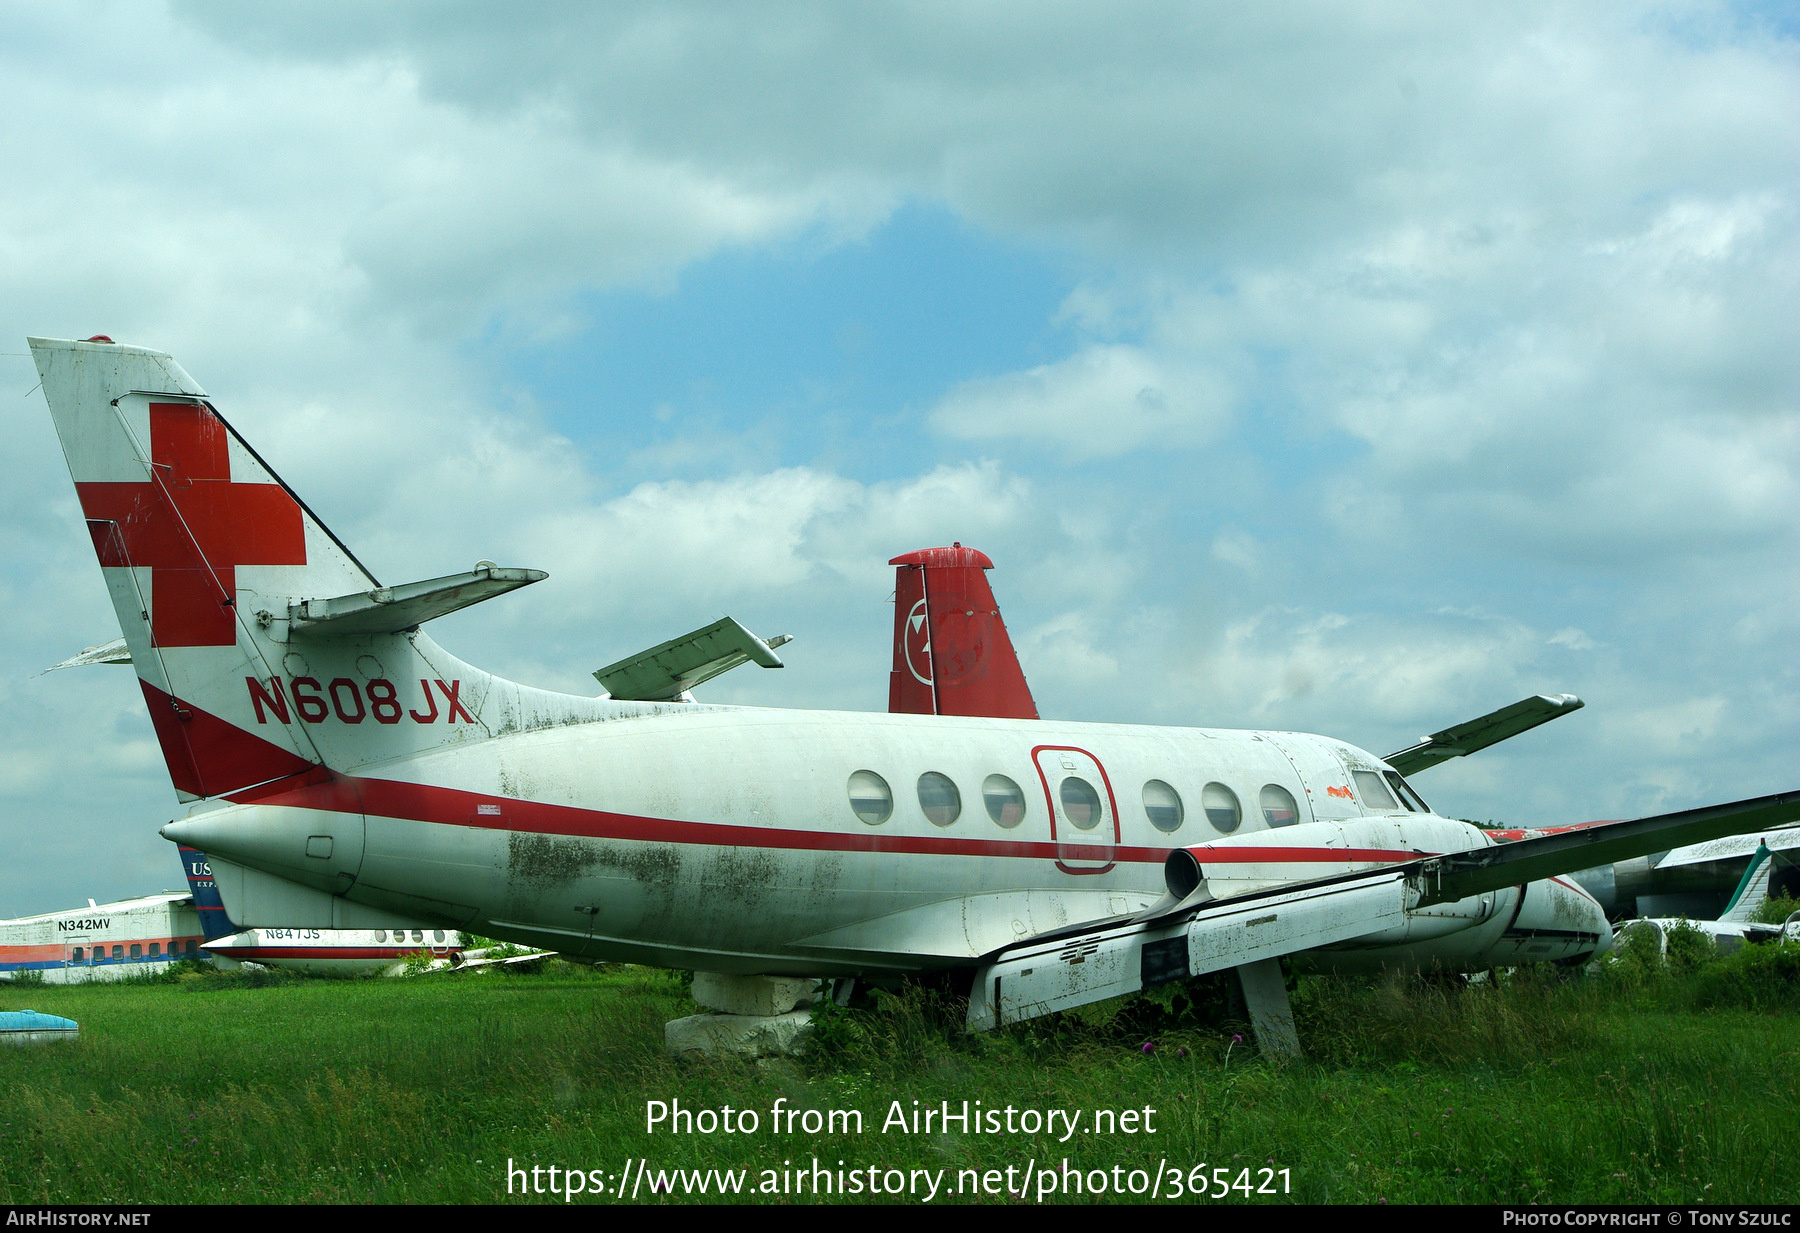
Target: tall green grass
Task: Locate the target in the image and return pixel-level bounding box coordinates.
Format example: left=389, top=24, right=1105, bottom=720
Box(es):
left=1, top=954, right=1795, bottom=1204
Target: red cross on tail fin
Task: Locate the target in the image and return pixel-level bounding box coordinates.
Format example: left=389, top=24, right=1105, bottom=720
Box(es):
left=29, top=336, right=549, bottom=803
left=887, top=545, right=1038, bottom=720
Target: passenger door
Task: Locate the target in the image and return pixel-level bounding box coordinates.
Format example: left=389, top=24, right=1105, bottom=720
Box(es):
left=1032, top=746, right=1119, bottom=875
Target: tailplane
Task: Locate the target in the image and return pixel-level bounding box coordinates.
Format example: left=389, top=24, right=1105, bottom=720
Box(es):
left=887, top=544, right=1037, bottom=720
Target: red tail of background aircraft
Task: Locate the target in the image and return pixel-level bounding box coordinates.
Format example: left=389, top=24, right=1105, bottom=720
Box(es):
left=887, top=544, right=1037, bottom=720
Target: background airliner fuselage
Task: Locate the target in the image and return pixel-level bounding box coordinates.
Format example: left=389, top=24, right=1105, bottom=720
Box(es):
left=0, top=892, right=204, bottom=983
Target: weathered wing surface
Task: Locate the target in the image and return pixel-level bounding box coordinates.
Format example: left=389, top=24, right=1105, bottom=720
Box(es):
left=1385, top=693, right=1584, bottom=776
left=1413, top=789, right=1800, bottom=907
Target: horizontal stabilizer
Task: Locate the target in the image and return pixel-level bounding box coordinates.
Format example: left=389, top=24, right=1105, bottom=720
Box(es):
left=594, top=616, right=791, bottom=702
left=1385, top=693, right=1584, bottom=776
left=288, top=564, right=546, bottom=637
left=45, top=638, right=132, bottom=672
left=1414, top=789, right=1800, bottom=908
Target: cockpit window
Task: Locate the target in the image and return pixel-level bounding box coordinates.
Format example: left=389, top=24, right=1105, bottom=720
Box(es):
left=1353, top=770, right=1400, bottom=811
left=1385, top=770, right=1431, bottom=813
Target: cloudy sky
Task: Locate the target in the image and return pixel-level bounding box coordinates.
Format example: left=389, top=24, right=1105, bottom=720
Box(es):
left=1, top=3, right=1795, bottom=916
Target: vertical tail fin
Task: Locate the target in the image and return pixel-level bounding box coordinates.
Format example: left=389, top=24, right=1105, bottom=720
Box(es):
left=31, top=336, right=574, bottom=804
left=1719, top=842, right=1775, bottom=924
left=176, top=846, right=239, bottom=940
left=887, top=544, right=1038, bottom=720
left=31, top=336, right=380, bottom=799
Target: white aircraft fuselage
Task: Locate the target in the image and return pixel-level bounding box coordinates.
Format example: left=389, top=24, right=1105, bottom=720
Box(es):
left=166, top=691, right=1609, bottom=975
left=35, top=334, right=1714, bottom=1007
left=0, top=893, right=205, bottom=984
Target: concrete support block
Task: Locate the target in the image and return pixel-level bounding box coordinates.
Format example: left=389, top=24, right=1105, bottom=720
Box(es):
left=691, top=972, right=819, bottom=1017
left=664, top=1009, right=813, bottom=1058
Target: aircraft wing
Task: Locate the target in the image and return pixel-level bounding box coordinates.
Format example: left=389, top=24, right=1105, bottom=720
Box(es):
left=1651, top=822, right=1800, bottom=871
left=594, top=616, right=792, bottom=701
left=1385, top=693, right=1584, bottom=776
left=969, top=869, right=1411, bottom=1028
left=1412, top=789, right=1800, bottom=907
left=973, top=786, right=1800, bottom=1029
left=450, top=947, right=557, bottom=972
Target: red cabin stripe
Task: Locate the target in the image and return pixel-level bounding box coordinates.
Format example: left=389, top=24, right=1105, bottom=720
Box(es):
left=229, top=768, right=1430, bottom=867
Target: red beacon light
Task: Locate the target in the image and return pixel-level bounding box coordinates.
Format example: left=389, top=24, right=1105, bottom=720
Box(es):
left=83, top=335, right=115, bottom=343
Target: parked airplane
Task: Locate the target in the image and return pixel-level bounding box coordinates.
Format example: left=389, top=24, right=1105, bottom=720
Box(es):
left=1574, top=827, right=1800, bottom=921
left=178, top=845, right=468, bottom=975
left=0, top=890, right=206, bottom=984
left=1614, top=837, right=1800, bottom=956
left=28, top=336, right=1800, bottom=1050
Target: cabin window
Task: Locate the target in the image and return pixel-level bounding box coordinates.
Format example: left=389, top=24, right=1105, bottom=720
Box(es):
left=1353, top=770, right=1399, bottom=812
left=71, top=947, right=83, bottom=961
left=432, top=930, right=446, bottom=944
left=185, top=940, right=197, bottom=955
left=982, top=775, right=1026, bottom=828
left=847, top=770, right=893, bottom=825
left=149, top=942, right=162, bottom=957
left=1060, top=777, right=1104, bottom=830
left=1385, top=770, right=1431, bottom=813
left=374, top=930, right=387, bottom=942
left=411, top=930, right=424, bottom=944
left=1202, top=783, right=1242, bottom=834
left=1142, top=780, right=1184, bottom=832
left=1260, top=784, right=1300, bottom=828
left=111, top=946, right=123, bottom=959
left=917, top=773, right=961, bottom=827
left=129, top=944, right=142, bottom=959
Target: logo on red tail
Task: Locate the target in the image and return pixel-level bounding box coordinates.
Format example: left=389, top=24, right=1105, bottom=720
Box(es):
left=903, top=599, right=933, bottom=686
left=75, top=402, right=306, bottom=647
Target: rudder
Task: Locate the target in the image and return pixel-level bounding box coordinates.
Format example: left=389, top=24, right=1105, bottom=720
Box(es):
left=33, top=336, right=371, bottom=798
left=887, top=544, right=1037, bottom=720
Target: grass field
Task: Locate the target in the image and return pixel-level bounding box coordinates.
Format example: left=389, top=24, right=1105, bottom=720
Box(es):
left=1, top=949, right=1796, bottom=1205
